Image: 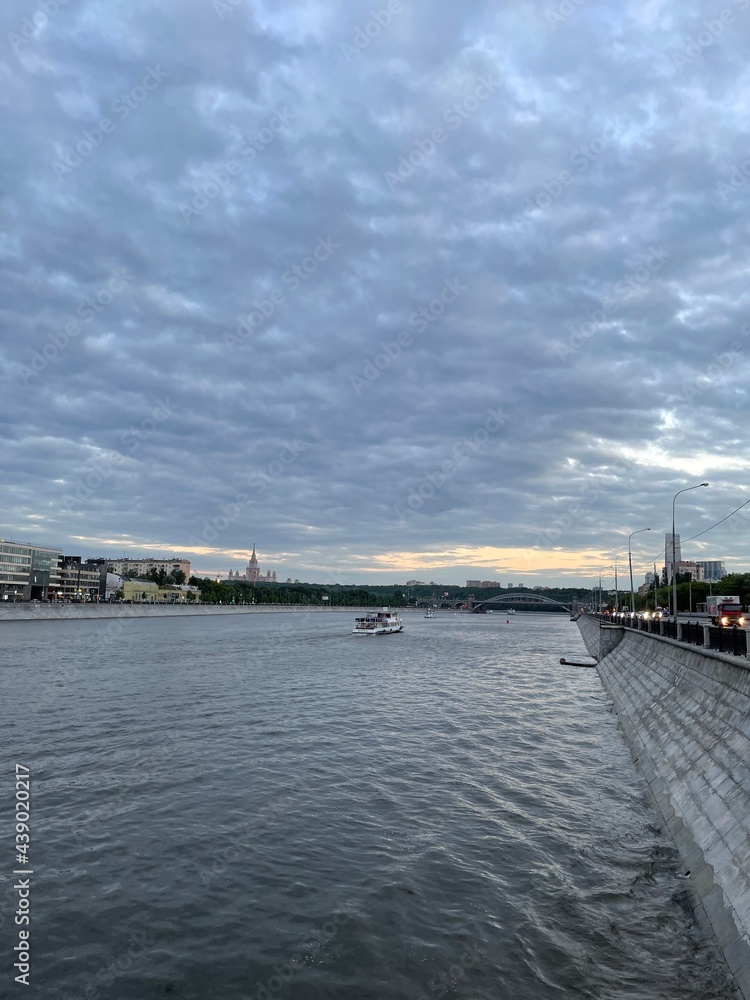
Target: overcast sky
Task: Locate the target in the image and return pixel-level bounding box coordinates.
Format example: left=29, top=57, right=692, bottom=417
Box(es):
left=3, top=0, right=750, bottom=587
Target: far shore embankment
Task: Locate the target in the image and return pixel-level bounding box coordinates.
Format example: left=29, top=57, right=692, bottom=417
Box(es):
left=0, top=606, right=565, bottom=623
left=0, top=604, right=412, bottom=623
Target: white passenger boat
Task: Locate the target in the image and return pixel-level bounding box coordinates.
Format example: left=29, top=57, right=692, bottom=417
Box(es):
left=424, top=609, right=435, bottom=618
left=352, top=608, right=404, bottom=635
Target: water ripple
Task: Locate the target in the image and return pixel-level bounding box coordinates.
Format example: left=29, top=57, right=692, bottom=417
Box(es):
left=0, top=613, right=737, bottom=999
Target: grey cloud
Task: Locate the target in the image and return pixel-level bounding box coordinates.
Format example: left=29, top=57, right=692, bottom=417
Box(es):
left=2, top=0, right=750, bottom=585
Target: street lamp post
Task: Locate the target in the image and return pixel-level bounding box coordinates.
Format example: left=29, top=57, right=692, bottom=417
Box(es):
left=671, top=482, right=709, bottom=618
left=614, top=554, right=624, bottom=613
left=598, top=566, right=612, bottom=613
left=614, top=555, right=619, bottom=613
left=628, top=528, right=652, bottom=615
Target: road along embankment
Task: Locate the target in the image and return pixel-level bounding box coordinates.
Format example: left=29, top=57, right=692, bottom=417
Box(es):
left=576, top=616, right=750, bottom=999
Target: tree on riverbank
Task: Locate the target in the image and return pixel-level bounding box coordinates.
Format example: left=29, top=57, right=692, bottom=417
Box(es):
left=145, top=567, right=186, bottom=586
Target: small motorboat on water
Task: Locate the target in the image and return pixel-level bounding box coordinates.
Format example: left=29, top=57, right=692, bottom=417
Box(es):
left=352, top=608, right=404, bottom=635
left=424, top=609, right=436, bottom=618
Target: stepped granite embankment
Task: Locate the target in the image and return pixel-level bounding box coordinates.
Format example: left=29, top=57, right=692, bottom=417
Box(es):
left=577, top=614, right=750, bottom=999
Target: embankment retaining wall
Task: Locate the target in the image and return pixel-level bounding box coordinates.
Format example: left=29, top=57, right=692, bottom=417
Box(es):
left=577, top=617, right=750, bottom=998
left=577, top=611, right=603, bottom=657
left=0, top=604, right=359, bottom=622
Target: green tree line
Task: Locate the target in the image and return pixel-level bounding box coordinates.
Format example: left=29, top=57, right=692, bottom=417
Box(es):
left=625, top=573, right=750, bottom=613
left=188, top=578, right=408, bottom=606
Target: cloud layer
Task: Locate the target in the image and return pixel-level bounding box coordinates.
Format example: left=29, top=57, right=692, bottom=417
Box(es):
left=3, top=0, right=750, bottom=586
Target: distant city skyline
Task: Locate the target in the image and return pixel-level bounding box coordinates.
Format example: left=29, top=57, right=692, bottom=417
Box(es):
left=73, top=536, right=750, bottom=590
left=6, top=501, right=744, bottom=588
left=3, top=532, right=738, bottom=595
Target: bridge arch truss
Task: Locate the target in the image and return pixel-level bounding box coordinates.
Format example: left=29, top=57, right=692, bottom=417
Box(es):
left=471, top=592, right=572, bottom=614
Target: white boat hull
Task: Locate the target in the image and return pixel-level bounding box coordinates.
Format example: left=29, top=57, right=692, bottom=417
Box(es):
left=352, top=608, right=404, bottom=635
left=352, top=624, right=403, bottom=635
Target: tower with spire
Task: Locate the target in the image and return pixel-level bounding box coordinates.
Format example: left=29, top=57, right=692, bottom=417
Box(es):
left=246, top=543, right=259, bottom=584
left=225, top=545, right=275, bottom=584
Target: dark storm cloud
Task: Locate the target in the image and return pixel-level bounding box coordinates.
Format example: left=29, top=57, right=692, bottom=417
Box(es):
left=2, top=0, right=750, bottom=585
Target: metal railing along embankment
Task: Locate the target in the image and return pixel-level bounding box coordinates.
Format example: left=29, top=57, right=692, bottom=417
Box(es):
left=589, top=613, right=749, bottom=658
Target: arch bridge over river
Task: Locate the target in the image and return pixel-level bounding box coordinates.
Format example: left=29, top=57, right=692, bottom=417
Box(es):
left=416, top=592, right=573, bottom=614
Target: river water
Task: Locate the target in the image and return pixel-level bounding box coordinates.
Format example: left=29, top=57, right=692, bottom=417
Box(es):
left=0, top=611, right=738, bottom=999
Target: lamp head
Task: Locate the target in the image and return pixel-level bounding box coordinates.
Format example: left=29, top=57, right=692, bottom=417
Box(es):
left=700, top=482, right=709, bottom=487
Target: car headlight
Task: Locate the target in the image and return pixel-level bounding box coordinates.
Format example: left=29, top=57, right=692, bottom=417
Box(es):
left=721, top=616, right=728, bottom=626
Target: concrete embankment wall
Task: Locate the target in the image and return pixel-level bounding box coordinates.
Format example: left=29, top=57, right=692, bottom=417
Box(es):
left=0, top=604, right=362, bottom=623
left=576, top=611, right=603, bottom=657
left=577, top=617, right=750, bottom=998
